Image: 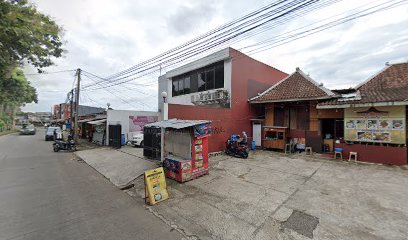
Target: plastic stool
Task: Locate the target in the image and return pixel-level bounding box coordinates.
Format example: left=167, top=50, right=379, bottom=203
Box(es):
left=305, top=147, right=312, bottom=155
left=334, top=151, right=343, bottom=160
left=285, top=144, right=292, bottom=154
left=349, top=152, right=357, bottom=161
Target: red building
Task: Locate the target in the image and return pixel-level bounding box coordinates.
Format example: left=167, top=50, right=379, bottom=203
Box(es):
left=159, top=48, right=288, bottom=152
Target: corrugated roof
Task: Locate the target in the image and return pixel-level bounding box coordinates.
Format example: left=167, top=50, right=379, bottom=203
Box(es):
left=145, top=119, right=211, bottom=129
left=87, top=119, right=107, bottom=125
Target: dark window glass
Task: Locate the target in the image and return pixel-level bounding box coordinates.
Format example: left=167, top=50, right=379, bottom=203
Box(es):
left=215, top=66, right=224, bottom=89
left=190, top=73, right=198, bottom=93
left=178, top=78, right=184, bottom=94
left=172, top=79, right=178, bottom=96
left=184, top=76, right=191, bottom=94
left=172, top=61, right=224, bottom=96
left=206, top=69, right=214, bottom=90
left=198, top=72, right=206, bottom=92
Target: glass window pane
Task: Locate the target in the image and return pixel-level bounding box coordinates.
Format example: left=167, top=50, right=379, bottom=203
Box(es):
left=215, top=66, right=224, bottom=89
left=190, top=73, right=198, bottom=93
left=172, top=79, right=179, bottom=96
left=179, top=78, right=184, bottom=95
left=206, top=69, right=214, bottom=90
left=198, top=72, right=206, bottom=92
left=184, top=76, right=191, bottom=94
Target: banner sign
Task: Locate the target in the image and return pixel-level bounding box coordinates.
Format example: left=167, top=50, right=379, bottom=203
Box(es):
left=129, top=116, right=158, bottom=133
left=144, top=167, right=168, bottom=205
left=344, top=106, right=405, bottom=144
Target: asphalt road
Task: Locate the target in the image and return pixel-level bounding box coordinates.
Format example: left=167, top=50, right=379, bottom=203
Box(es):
left=0, top=131, right=183, bottom=240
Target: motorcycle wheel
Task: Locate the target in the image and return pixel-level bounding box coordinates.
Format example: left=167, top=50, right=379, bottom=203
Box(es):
left=53, top=145, right=60, bottom=152
left=240, top=151, right=248, bottom=159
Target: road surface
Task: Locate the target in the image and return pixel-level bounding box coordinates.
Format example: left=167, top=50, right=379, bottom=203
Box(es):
left=0, top=131, right=183, bottom=240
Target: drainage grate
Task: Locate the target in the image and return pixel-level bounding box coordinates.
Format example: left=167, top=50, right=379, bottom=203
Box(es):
left=282, top=210, right=319, bottom=239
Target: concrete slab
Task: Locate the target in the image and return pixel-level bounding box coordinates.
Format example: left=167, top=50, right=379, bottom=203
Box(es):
left=75, top=147, right=158, bottom=189
left=125, top=150, right=408, bottom=240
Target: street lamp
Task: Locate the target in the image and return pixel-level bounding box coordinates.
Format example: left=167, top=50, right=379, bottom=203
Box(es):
left=161, top=91, right=168, bottom=103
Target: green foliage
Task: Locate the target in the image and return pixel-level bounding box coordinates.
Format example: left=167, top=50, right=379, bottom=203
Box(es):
left=0, top=67, right=38, bottom=106
left=0, top=0, right=64, bottom=72
left=0, top=111, right=12, bottom=129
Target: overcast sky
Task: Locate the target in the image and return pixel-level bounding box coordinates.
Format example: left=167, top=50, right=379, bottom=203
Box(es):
left=23, top=0, right=408, bottom=112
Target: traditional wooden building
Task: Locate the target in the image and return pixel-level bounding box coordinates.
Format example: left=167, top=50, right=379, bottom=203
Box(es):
left=317, top=62, right=408, bottom=165
left=249, top=68, right=340, bottom=153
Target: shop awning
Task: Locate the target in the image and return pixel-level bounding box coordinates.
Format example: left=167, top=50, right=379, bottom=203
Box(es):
left=87, top=119, right=107, bottom=125
left=145, top=119, right=211, bottom=129
left=78, top=118, right=96, bottom=123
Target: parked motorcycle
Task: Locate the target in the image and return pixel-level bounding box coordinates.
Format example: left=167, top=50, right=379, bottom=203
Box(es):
left=53, top=135, right=76, bottom=152
left=225, top=134, right=249, bottom=158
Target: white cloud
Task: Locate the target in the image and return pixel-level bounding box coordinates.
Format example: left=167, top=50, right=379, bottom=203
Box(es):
left=23, top=0, right=408, bottom=112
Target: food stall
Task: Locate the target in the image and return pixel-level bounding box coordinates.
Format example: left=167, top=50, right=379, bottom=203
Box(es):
left=262, top=126, right=288, bottom=150
left=144, top=119, right=211, bottom=183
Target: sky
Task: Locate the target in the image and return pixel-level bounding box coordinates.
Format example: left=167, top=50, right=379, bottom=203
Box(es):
left=23, top=0, right=408, bottom=112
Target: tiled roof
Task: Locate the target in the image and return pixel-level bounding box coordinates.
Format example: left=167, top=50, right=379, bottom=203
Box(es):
left=250, top=68, right=335, bottom=103
left=357, top=62, right=408, bottom=90
left=318, top=62, right=408, bottom=107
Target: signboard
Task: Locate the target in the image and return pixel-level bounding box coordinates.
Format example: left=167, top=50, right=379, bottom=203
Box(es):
left=193, top=123, right=211, bottom=137
left=129, top=116, right=158, bottom=133
left=344, top=106, right=405, bottom=144
left=144, top=167, right=168, bottom=205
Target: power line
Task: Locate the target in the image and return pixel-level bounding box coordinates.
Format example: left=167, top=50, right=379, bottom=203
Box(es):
left=24, top=69, right=76, bottom=76
left=81, top=72, right=153, bottom=110
left=83, top=0, right=337, bottom=89
left=84, top=0, right=405, bottom=92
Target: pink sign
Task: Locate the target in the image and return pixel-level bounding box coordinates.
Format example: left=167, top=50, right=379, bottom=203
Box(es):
left=129, top=116, right=158, bottom=132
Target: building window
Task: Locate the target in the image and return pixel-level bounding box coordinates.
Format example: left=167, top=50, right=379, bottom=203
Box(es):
left=206, top=69, right=214, bottom=90
left=171, top=61, right=224, bottom=97
left=198, top=72, right=206, bottom=92
left=184, top=76, right=191, bottom=94
left=215, top=66, right=224, bottom=89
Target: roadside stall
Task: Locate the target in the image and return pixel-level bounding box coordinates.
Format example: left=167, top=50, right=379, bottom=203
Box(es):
left=144, top=119, right=211, bottom=183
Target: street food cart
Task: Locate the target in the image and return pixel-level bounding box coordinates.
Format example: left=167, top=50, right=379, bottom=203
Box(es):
left=144, top=119, right=211, bottom=183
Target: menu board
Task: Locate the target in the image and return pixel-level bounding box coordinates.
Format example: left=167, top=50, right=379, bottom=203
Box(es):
left=344, top=106, right=405, bottom=144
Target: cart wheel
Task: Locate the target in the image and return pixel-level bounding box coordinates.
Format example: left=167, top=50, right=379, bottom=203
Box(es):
left=140, top=141, right=144, bottom=148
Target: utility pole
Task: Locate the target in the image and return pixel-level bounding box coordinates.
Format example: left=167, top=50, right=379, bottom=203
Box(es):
left=74, top=68, right=81, bottom=143
left=69, top=89, right=74, bottom=131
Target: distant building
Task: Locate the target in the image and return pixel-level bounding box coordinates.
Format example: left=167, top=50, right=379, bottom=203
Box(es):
left=52, top=103, right=105, bottom=120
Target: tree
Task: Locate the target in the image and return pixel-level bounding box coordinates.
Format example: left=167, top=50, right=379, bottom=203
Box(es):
left=0, top=0, right=64, bottom=127
left=0, top=68, right=38, bottom=107
left=0, top=68, right=37, bottom=126
left=0, top=0, right=64, bottom=73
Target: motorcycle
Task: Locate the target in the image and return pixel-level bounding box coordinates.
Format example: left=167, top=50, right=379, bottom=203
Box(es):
left=53, top=135, right=76, bottom=152
left=225, top=134, right=249, bottom=158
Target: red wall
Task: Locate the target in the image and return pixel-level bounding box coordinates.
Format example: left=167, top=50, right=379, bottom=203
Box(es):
left=169, top=48, right=288, bottom=152
left=335, top=143, right=407, bottom=165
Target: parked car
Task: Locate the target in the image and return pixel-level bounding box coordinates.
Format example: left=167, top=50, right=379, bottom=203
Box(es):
left=45, top=126, right=62, bottom=141
left=20, top=124, right=36, bottom=135
left=130, top=133, right=144, bottom=147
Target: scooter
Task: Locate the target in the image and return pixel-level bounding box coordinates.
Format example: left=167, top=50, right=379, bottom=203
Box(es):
left=225, top=134, right=249, bottom=159
left=53, top=135, right=76, bottom=152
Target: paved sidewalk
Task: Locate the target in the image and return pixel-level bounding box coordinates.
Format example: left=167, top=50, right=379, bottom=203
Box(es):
left=126, top=150, right=408, bottom=240
left=75, top=146, right=159, bottom=189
